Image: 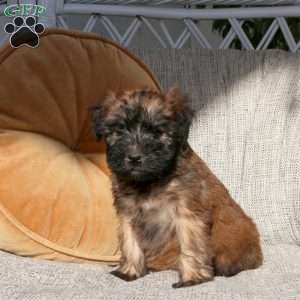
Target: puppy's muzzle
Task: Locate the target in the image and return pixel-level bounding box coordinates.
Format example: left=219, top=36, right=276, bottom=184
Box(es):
left=127, top=154, right=142, bottom=166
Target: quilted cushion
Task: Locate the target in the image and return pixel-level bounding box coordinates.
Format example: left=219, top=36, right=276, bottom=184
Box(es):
left=0, top=29, right=160, bottom=263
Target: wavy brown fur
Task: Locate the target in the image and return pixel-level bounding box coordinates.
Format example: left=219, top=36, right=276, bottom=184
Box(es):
left=91, top=87, right=263, bottom=288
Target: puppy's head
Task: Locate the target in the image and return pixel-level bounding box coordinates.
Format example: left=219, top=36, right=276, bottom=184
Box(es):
left=90, top=87, right=193, bottom=182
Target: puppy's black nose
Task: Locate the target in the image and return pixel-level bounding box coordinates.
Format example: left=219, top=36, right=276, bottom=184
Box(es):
left=127, top=154, right=142, bottom=165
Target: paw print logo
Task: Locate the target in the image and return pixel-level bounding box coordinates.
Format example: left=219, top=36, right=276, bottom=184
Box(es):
left=4, top=16, right=45, bottom=48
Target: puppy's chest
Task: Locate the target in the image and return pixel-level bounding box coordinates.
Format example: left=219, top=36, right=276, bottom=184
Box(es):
left=115, top=186, right=176, bottom=246
left=116, top=181, right=178, bottom=217
left=137, top=200, right=174, bottom=225
left=134, top=199, right=175, bottom=246
left=114, top=179, right=189, bottom=245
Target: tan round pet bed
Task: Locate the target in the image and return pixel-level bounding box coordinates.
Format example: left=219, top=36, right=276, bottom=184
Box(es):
left=0, top=29, right=160, bottom=263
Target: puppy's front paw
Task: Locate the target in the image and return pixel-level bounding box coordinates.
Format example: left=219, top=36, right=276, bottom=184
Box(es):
left=172, top=277, right=212, bottom=289
left=111, top=268, right=148, bottom=282
left=111, top=270, right=138, bottom=281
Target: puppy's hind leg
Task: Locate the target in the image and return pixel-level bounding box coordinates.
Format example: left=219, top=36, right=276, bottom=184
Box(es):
left=173, top=206, right=214, bottom=288
left=211, top=207, right=263, bottom=277
left=111, top=216, right=147, bottom=281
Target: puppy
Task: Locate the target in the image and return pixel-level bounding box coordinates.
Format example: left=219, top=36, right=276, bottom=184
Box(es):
left=90, top=87, right=263, bottom=288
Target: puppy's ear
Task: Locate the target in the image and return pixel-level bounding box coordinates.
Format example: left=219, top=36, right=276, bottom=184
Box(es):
left=89, top=92, right=117, bottom=140
left=165, top=87, right=182, bottom=108
left=89, top=105, right=105, bottom=140
left=176, top=102, right=194, bottom=149
left=165, top=87, right=194, bottom=148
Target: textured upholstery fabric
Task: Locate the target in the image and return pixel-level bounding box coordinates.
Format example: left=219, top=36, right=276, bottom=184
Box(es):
left=0, top=29, right=160, bottom=263
left=136, top=48, right=300, bottom=245
left=1, top=244, right=300, bottom=299
left=0, top=45, right=300, bottom=299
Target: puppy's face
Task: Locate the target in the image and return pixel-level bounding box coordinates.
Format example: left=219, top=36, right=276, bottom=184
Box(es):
left=91, top=88, right=192, bottom=182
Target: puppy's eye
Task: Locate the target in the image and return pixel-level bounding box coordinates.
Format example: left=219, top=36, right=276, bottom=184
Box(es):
left=153, top=128, right=164, bottom=135
left=118, top=124, right=125, bottom=129
left=115, top=124, right=126, bottom=131
left=107, top=123, right=126, bottom=134
left=154, top=125, right=170, bottom=135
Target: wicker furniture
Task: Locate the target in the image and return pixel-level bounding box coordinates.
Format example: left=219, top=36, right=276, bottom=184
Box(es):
left=1, top=0, right=298, bottom=50
left=1, top=1, right=300, bottom=50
